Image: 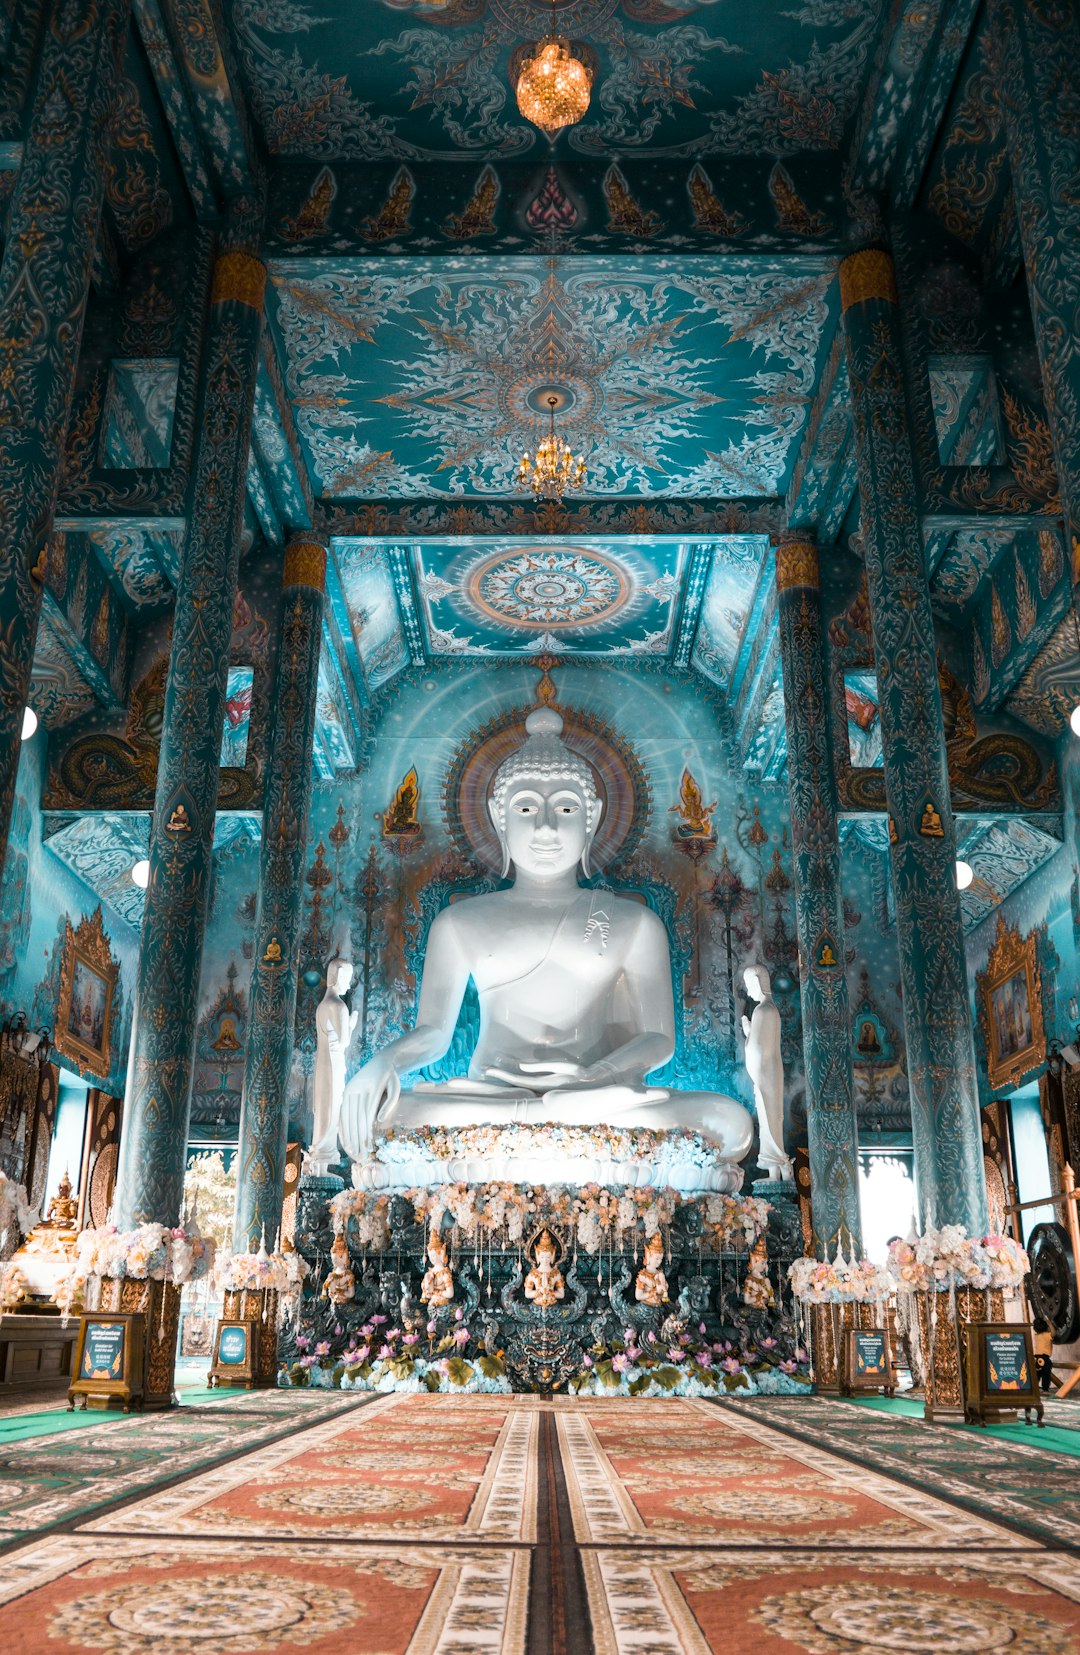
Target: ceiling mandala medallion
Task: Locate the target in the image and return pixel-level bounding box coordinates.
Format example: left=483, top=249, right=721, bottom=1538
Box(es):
left=467, top=547, right=629, bottom=630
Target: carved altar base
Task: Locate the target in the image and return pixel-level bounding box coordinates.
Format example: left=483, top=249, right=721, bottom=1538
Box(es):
left=912, top=1287, right=1006, bottom=1420
left=209, top=1287, right=281, bottom=1389
left=807, top=1301, right=879, bottom=1394
left=286, top=1172, right=803, bottom=1394
left=95, top=1277, right=180, bottom=1410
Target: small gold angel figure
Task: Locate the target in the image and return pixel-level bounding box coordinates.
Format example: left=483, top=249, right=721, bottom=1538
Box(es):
left=322, top=1231, right=355, bottom=1307
left=635, top=1232, right=669, bottom=1307
left=524, top=1229, right=565, bottom=1309
left=742, top=1236, right=775, bottom=1310
left=420, top=1233, right=454, bottom=1308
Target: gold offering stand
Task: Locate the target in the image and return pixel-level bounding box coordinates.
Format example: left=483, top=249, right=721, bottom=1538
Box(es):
left=809, top=1301, right=878, bottom=1394
left=209, top=1287, right=280, bottom=1389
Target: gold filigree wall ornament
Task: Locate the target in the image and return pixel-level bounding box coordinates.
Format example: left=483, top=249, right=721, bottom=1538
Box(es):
left=55, top=908, right=119, bottom=1081
left=978, top=913, right=1046, bottom=1094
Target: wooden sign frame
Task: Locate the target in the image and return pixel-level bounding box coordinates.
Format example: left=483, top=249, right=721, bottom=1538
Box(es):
left=963, top=1321, right=1044, bottom=1426
left=208, top=1318, right=257, bottom=1388
left=68, top=1312, right=144, bottom=1411
left=841, top=1326, right=897, bottom=1396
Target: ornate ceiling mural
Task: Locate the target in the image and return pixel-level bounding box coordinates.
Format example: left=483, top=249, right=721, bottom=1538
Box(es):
left=411, top=538, right=687, bottom=656
left=269, top=254, right=835, bottom=497
left=230, top=0, right=882, bottom=164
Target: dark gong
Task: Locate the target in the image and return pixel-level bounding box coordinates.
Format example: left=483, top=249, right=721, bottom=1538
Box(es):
left=1027, top=1222, right=1080, bottom=1344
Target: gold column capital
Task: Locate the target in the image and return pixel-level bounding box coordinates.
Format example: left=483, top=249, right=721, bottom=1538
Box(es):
left=839, top=248, right=898, bottom=312
left=775, top=532, right=820, bottom=593
left=211, top=250, right=266, bottom=311
left=282, top=537, right=327, bottom=591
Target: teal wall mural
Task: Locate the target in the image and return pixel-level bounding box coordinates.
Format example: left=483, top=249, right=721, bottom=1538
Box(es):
left=0, top=731, right=136, bottom=1098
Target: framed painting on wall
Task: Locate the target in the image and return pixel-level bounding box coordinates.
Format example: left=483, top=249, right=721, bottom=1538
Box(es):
left=55, top=910, right=118, bottom=1082
left=981, top=916, right=1045, bottom=1093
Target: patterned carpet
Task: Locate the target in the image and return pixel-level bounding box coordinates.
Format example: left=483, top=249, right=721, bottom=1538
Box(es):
left=0, top=1393, right=1078, bottom=1652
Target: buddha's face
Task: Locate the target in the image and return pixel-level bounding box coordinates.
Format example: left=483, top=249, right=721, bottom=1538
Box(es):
left=503, top=776, right=594, bottom=881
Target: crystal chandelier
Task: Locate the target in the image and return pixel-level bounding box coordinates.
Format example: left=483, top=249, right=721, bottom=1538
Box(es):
left=518, top=394, right=587, bottom=501
left=515, top=9, right=592, bottom=141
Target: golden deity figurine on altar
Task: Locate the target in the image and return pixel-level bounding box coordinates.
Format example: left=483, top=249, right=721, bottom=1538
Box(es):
left=322, top=1231, right=356, bottom=1307
left=524, top=1229, right=565, bottom=1308
left=635, top=1232, right=669, bottom=1306
left=420, top=1233, right=454, bottom=1308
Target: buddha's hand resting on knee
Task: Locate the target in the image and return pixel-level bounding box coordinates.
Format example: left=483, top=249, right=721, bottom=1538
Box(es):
left=340, top=1054, right=401, bottom=1159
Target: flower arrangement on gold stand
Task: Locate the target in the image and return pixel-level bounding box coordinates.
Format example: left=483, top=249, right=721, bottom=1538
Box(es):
left=787, top=1242, right=892, bottom=1393
left=886, top=1227, right=1028, bottom=1419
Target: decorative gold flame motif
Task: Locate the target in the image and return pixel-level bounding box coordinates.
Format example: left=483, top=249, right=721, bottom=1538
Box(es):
left=517, top=394, right=587, bottom=501
left=515, top=37, right=592, bottom=140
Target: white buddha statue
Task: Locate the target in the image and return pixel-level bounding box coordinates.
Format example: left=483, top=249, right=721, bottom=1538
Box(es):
left=339, top=708, right=752, bottom=1180
left=305, top=959, right=359, bottom=1178
left=741, top=963, right=793, bottom=1183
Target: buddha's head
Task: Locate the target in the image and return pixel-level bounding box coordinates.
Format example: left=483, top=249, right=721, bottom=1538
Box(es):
left=744, top=963, right=771, bottom=1002
left=327, top=958, right=354, bottom=994
left=489, top=708, right=603, bottom=880
left=534, top=1228, right=559, bottom=1267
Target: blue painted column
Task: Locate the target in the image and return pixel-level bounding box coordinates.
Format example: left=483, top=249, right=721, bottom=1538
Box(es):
left=234, top=537, right=327, bottom=1251
left=840, top=248, right=987, bottom=1236
left=774, top=532, right=862, bottom=1257
left=989, top=0, right=1080, bottom=578
left=0, top=0, right=131, bottom=874
left=114, top=215, right=266, bottom=1229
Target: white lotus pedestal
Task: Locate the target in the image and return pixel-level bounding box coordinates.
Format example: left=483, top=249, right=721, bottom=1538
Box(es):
left=912, top=1287, right=1006, bottom=1420
left=209, top=1287, right=280, bottom=1389
left=96, top=1277, right=181, bottom=1410
left=808, top=1302, right=877, bottom=1394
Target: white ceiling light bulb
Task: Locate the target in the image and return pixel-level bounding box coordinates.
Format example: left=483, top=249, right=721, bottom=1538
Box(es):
left=131, top=858, right=151, bottom=890
left=955, top=859, right=974, bottom=891
left=1071, top=703, right=1080, bottom=738
left=20, top=706, right=37, bottom=741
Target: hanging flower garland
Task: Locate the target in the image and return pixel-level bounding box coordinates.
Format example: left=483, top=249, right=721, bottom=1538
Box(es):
left=54, top=1222, right=215, bottom=1319
left=886, top=1228, right=1028, bottom=1294
left=330, top=1182, right=771, bottom=1257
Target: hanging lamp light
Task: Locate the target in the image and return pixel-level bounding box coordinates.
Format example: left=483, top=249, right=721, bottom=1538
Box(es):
left=517, top=393, right=587, bottom=501
left=515, top=2, right=592, bottom=141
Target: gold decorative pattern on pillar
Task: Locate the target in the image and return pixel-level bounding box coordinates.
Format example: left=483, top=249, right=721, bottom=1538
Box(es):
left=775, top=535, right=820, bottom=592
left=838, top=248, right=898, bottom=312
left=282, top=538, right=328, bottom=591
left=211, top=250, right=267, bottom=311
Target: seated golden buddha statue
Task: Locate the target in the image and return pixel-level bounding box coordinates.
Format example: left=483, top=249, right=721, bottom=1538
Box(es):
left=339, top=709, right=753, bottom=1185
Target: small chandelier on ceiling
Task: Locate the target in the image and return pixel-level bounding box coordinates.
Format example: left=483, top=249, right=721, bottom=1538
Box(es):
left=518, top=394, right=587, bottom=502
left=514, top=6, right=592, bottom=141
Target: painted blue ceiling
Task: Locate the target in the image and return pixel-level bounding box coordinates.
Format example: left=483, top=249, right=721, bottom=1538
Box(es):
left=230, top=0, right=884, bottom=164
left=268, top=254, right=836, bottom=498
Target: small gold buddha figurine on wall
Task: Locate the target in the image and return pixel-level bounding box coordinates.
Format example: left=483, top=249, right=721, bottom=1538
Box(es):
left=635, top=1232, right=669, bottom=1306
left=420, top=1233, right=454, bottom=1308
left=742, top=1236, right=775, bottom=1309
left=524, top=1228, right=565, bottom=1308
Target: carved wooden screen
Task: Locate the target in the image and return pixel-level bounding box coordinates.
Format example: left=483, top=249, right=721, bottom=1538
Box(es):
left=78, top=1088, right=123, bottom=1230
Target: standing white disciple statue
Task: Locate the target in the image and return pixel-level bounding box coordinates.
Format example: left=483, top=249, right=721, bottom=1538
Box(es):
left=305, top=959, right=359, bottom=1176
left=741, top=963, right=793, bottom=1183
left=339, top=708, right=753, bottom=1185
